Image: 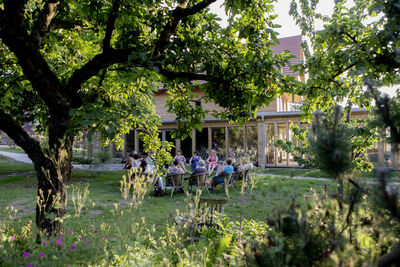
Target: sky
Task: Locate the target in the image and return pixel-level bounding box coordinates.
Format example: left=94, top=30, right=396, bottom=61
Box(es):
left=209, top=0, right=397, bottom=96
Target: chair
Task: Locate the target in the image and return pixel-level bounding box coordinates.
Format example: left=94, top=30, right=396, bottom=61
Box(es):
left=221, top=172, right=236, bottom=192
left=168, top=173, right=185, bottom=198
left=188, top=173, right=210, bottom=194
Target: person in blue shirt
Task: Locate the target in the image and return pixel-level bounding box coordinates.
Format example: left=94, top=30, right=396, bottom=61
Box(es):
left=210, top=158, right=234, bottom=190
left=189, top=151, right=201, bottom=171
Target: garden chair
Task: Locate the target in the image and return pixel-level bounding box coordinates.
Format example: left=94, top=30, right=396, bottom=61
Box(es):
left=221, top=172, right=236, bottom=192
left=168, top=173, right=185, bottom=198
left=188, top=173, right=210, bottom=195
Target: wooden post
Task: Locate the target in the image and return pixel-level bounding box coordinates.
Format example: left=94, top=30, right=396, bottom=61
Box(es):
left=122, top=134, right=126, bottom=159
left=176, top=139, right=181, bottom=154
left=208, top=127, right=212, bottom=152
left=243, top=125, right=247, bottom=153
left=134, top=130, right=138, bottom=153
left=286, top=122, right=289, bottom=166
left=257, top=119, right=265, bottom=168
left=274, top=123, right=278, bottom=167
left=225, top=126, right=229, bottom=157
left=192, top=129, right=196, bottom=153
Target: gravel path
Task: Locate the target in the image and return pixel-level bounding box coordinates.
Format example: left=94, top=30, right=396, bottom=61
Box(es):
left=0, top=151, right=125, bottom=171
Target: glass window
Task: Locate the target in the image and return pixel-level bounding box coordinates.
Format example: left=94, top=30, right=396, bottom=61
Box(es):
left=211, top=127, right=226, bottom=161
left=246, top=126, right=258, bottom=165
left=276, top=123, right=287, bottom=166
left=229, top=126, right=244, bottom=157
left=266, top=124, right=275, bottom=165
left=196, top=128, right=209, bottom=159
left=288, top=122, right=299, bottom=166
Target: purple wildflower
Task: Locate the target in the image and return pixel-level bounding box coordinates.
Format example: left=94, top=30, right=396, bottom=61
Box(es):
left=12, top=235, right=16, bottom=241
left=67, top=230, right=71, bottom=234
left=27, top=264, right=33, bottom=267
left=56, top=239, right=62, bottom=246
left=104, top=235, right=108, bottom=239
left=93, top=230, right=98, bottom=233
left=70, top=246, right=76, bottom=250
left=81, top=235, right=85, bottom=240
left=42, top=241, right=46, bottom=246
left=85, top=240, right=90, bottom=244
left=23, top=252, right=30, bottom=258
left=57, top=235, right=64, bottom=240
left=39, top=253, right=44, bottom=258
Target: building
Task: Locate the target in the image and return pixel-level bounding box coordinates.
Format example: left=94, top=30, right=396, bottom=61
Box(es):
left=124, top=35, right=316, bottom=167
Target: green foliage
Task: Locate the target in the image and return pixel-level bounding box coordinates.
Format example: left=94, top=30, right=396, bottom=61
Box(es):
left=308, top=106, right=353, bottom=179
left=289, top=0, right=400, bottom=119
left=94, top=151, right=112, bottom=163
left=274, top=124, right=314, bottom=168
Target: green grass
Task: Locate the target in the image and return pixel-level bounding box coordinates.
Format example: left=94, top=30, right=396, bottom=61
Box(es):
left=0, top=169, right=337, bottom=225
left=257, top=167, right=400, bottom=180
left=0, top=155, right=34, bottom=175
left=0, top=146, right=25, bottom=154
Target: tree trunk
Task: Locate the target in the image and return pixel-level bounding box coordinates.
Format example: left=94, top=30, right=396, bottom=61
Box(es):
left=34, top=133, right=74, bottom=234
left=35, top=161, right=67, bottom=234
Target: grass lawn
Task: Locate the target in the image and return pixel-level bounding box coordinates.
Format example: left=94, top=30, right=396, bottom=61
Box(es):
left=258, top=167, right=400, bottom=180
left=1, top=168, right=388, bottom=266
left=0, top=169, right=337, bottom=225
left=0, top=146, right=26, bottom=154
left=0, top=155, right=34, bottom=175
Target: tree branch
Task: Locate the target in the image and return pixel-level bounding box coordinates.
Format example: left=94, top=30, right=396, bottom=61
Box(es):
left=153, top=0, right=217, bottom=58
left=66, top=48, right=132, bottom=92
left=0, top=109, right=46, bottom=166
left=103, top=0, right=121, bottom=50
left=157, top=65, right=216, bottom=82
left=31, top=0, right=63, bottom=48
left=1, top=0, right=82, bottom=111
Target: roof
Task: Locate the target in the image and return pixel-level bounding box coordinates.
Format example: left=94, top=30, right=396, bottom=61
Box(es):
left=271, top=35, right=302, bottom=77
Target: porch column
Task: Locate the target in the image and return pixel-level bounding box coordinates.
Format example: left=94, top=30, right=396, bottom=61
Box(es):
left=122, top=134, right=126, bottom=159
left=225, top=126, right=229, bottom=156
left=208, top=127, right=212, bottom=152
left=134, top=130, right=139, bottom=153
left=274, top=123, right=278, bottom=167
left=176, top=139, right=181, bottom=154
left=192, top=129, right=196, bottom=153
left=243, top=125, right=247, bottom=153
left=257, top=119, right=265, bottom=168
left=286, top=122, right=289, bottom=166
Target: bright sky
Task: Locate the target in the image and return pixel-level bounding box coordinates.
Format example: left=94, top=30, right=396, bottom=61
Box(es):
left=209, top=0, right=397, bottom=96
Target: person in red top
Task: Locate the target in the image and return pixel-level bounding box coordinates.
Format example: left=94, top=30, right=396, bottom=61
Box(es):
left=206, top=149, right=219, bottom=175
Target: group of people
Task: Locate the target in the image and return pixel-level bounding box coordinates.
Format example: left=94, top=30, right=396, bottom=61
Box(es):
left=123, top=149, right=254, bottom=195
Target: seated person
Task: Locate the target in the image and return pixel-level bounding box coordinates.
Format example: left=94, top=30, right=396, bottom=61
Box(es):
left=174, top=150, right=187, bottom=169
left=189, top=151, right=201, bottom=171
left=236, top=159, right=254, bottom=180
left=189, top=160, right=207, bottom=186
left=191, top=160, right=207, bottom=176
left=210, top=158, right=234, bottom=189
left=166, top=159, right=186, bottom=187
left=206, top=150, right=219, bottom=176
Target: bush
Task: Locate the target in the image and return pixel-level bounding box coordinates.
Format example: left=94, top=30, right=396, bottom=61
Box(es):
left=72, top=157, right=93, bottom=164
left=94, top=151, right=112, bottom=163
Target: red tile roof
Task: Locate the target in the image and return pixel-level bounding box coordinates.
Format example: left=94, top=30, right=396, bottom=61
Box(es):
left=272, top=35, right=302, bottom=77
